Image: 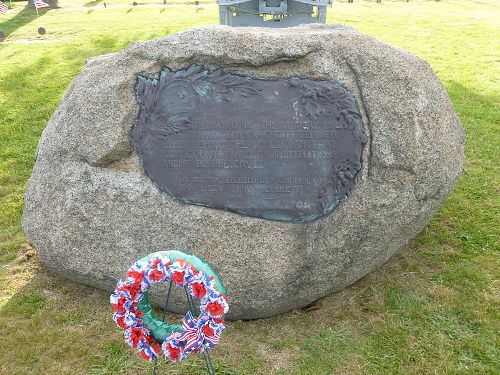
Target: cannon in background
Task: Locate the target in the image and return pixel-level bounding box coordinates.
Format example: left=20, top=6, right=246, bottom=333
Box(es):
left=218, top=0, right=331, bottom=27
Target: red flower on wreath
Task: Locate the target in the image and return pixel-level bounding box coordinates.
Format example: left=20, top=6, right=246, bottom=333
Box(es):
left=150, top=257, right=165, bottom=269
left=115, top=316, right=128, bottom=329
left=202, top=324, right=214, bottom=337
left=127, top=270, right=145, bottom=283
left=212, top=317, right=224, bottom=325
left=154, top=343, right=161, bottom=353
left=148, top=269, right=164, bottom=282
left=113, top=296, right=127, bottom=314
left=120, top=283, right=142, bottom=301
left=165, top=343, right=182, bottom=361
left=172, top=271, right=185, bottom=285
left=191, top=282, right=207, bottom=298
left=129, top=327, right=147, bottom=348
left=140, top=350, right=150, bottom=360
left=205, top=301, right=224, bottom=316
left=150, top=342, right=161, bottom=354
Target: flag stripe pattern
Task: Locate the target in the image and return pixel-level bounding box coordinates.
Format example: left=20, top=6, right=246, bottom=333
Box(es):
left=175, top=312, right=222, bottom=355
left=0, top=1, right=8, bottom=15
left=34, top=0, right=50, bottom=9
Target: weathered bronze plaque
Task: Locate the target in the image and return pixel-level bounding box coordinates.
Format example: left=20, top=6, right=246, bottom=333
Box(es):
left=132, top=65, right=366, bottom=222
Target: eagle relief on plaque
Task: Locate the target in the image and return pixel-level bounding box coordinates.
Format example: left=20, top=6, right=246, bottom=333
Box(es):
left=132, top=65, right=367, bottom=222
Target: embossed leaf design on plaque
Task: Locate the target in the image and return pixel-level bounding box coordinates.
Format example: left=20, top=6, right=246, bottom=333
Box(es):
left=132, top=65, right=366, bottom=222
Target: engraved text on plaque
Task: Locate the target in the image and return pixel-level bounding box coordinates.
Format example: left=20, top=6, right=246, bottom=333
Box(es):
left=132, top=65, right=366, bottom=222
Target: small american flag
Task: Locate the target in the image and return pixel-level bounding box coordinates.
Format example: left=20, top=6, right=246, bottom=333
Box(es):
left=34, top=0, right=50, bottom=9
left=0, top=1, right=8, bottom=15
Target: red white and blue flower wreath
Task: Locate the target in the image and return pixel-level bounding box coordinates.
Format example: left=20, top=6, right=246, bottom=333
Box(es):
left=110, top=251, right=229, bottom=362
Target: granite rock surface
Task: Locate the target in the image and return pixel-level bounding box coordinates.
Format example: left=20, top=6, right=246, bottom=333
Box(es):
left=22, top=24, right=464, bottom=319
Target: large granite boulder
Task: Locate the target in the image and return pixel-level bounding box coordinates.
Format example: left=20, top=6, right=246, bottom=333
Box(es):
left=22, top=25, right=464, bottom=320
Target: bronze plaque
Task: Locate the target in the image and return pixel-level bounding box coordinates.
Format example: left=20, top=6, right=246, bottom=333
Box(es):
left=132, top=65, right=366, bottom=222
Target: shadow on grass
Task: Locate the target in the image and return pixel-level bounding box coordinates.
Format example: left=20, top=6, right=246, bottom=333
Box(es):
left=0, top=220, right=498, bottom=374
left=84, top=0, right=104, bottom=6
left=0, top=260, right=233, bottom=374
left=0, top=6, right=53, bottom=38
left=444, top=80, right=499, bottom=169
left=445, top=80, right=500, bottom=112
left=1, top=53, right=61, bottom=103
left=0, top=36, right=127, bottom=103
left=0, top=262, right=137, bottom=374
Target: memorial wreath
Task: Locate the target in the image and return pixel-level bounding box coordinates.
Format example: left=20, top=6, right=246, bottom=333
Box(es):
left=110, top=251, right=228, bottom=362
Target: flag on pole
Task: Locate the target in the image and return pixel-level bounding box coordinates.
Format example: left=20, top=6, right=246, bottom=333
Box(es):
left=0, top=1, right=8, bottom=15
left=34, top=0, right=50, bottom=9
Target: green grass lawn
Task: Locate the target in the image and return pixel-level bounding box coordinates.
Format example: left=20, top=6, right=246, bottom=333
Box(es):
left=0, top=0, right=499, bottom=374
